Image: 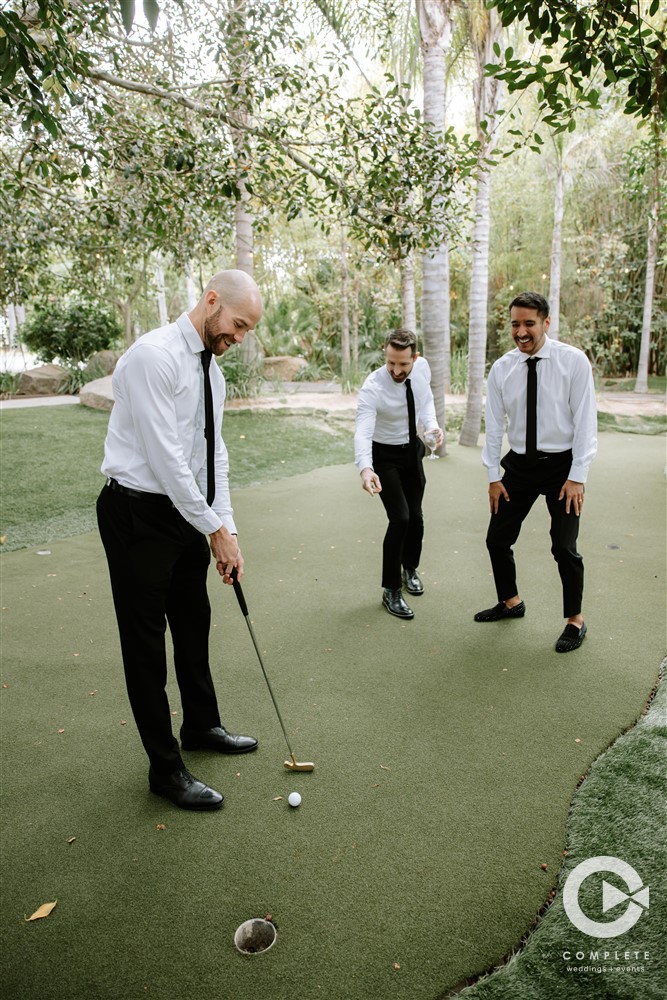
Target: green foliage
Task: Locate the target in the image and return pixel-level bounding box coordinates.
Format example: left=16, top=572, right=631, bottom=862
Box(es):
left=217, top=353, right=264, bottom=400
left=0, top=370, right=20, bottom=398
left=488, top=0, right=667, bottom=130
left=22, top=301, right=122, bottom=364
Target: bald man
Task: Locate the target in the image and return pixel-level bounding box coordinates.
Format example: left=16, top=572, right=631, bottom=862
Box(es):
left=97, top=270, right=263, bottom=811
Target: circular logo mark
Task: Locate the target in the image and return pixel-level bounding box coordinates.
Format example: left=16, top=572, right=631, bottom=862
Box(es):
left=563, top=856, right=650, bottom=938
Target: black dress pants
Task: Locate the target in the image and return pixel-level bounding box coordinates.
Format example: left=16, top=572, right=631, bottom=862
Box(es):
left=96, top=484, right=221, bottom=774
left=372, top=440, right=426, bottom=590
left=485, top=450, right=584, bottom=618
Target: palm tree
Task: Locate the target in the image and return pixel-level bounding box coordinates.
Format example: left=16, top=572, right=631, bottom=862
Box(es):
left=459, top=4, right=503, bottom=448
left=417, top=0, right=455, bottom=452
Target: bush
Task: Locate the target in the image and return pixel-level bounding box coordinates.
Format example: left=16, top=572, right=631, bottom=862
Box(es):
left=22, top=301, right=122, bottom=364
left=217, top=353, right=264, bottom=400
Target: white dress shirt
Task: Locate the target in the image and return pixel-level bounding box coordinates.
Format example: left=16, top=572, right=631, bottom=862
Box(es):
left=482, top=337, right=597, bottom=484
left=355, top=356, right=438, bottom=471
left=101, top=313, right=236, bottom=536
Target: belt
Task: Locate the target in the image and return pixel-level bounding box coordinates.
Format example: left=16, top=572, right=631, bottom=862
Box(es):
left=107, top=478, right=174, bottom=506
left=373, top=441, right=412, bottom=450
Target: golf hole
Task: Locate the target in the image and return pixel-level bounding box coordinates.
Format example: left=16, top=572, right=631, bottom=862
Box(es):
left=233, top=918, right=277, bottom=955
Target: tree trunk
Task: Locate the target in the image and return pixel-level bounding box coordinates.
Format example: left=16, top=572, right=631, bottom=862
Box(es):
left=417, top=0, right=454, bottom=452
left=351, top=274, right=359, bottom=368
left=635, top=192, right=658, bottom=393
left=401, top=253, right=417, bottom=333
left=548, top=162, right=565, bottom=340
left=459, top=6, right=503, bottom=448
left=459, top=165, right=492, bottom=446
left=154, top=253, right=168, bottom=326
left=340, top=229, right=350, bottom=378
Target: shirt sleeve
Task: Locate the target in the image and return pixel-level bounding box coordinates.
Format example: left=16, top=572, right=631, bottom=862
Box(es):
left=124, top=345, right=230, bottom=535
left=355, top=379, right=377, bottom=472
left=481, top=362, right=506, bottom=482
left=567, top=354, right=598, bottom=483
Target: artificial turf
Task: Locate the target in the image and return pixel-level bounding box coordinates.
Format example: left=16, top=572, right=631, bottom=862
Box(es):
left=0, top=430, right=665, bottom=999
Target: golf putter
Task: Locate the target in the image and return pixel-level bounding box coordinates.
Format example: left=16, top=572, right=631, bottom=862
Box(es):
left=231, top=570, right=314, bottom=772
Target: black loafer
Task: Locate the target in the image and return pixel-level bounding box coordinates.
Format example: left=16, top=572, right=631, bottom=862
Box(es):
left=382, top=588, right=414, bottom=619
left=474, top=600, right=526, bottom=622
left=402, top=568, right=424, bottom=595
left=555, top=622, right=587, bottom=653
left=148, top=767, right=224, bottom=810
left=180, top=725, right=258, bottom=754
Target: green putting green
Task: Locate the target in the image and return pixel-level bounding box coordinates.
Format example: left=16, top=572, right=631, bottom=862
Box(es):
left=1, top=433, right=664, bottom=1000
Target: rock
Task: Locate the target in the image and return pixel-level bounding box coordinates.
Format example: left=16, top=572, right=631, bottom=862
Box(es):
left=17, top=364, right=70, bottom=396
left=87, top=350, right=123, bottom=376
left=262, top=356, right=308, bottom=381
left=79, top=375, right=114, bottom=411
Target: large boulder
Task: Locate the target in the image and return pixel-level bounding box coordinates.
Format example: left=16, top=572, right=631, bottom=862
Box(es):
left=79, top=375, right=114, bottom=411
left=17, top=363, right=69, bottom=396
left=262, top=356, right=308, bottom=382
left=87, top=349, right=123, bottom=376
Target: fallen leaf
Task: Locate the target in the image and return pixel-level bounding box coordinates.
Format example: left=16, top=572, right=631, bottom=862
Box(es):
left=540, top=863, right=548, bottom=871
left=272, top=796, right=283, bottom=801
left=264, top=913, right=273, bottom=923
left=379, top=764, right=390, bottom=771
left=2, top=684, right=9, bottom=689
left=66, top=837, right=76, bottom=845
left=371, top=783, right=380, bottom=788
left=120, top=720, right=127, bottom=726
left=57, top=728, right=65, bottom=734
left=392, top=962, right=401, bottom=971
left=574, top=738, right=582, bottom=744
left=156, top=824, right=166, bottom=831
left=25, top=901, right=57, bottom=921
left=88, top=690, right=97, bottom=696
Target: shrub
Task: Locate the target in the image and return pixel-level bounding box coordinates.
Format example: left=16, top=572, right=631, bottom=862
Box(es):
left=22, top=301, right=122, bottom=364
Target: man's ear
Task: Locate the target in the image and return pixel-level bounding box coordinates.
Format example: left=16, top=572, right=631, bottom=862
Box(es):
left=414, top=352, right=420, bottom=359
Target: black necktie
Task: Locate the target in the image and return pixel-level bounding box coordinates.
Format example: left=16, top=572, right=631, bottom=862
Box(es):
left=525, top=357, right=539, bottom=463
left=405, top=377, right=418, bottom=456
left=200, top=349, right=215, bottom=505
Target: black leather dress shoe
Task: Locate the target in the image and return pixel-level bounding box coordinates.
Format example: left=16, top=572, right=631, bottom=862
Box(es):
left=474, top=600, right=526, bottom=622
left=555, top=622, right=587, bottom=652
left=148, top=767, right=224, bottom=810
left=382, top=588, right=414, bottom=619
left=180, top=725, right=258, bottom=754
left=402, top=568, right=424, bottom=595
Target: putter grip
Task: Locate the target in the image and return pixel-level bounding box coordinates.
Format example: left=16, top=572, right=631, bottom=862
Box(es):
left=230, top=567, right=249, bottom=617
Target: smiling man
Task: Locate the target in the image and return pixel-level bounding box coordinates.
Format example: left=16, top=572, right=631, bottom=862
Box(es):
left=355, top=329, right=443, bottom=619
left=476, top=291, right=597, bottom=653
left=97, top=270, right=263, bottom=810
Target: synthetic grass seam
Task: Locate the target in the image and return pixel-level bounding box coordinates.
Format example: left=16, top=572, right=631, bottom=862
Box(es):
left=442, top=656, right=666, bottom=999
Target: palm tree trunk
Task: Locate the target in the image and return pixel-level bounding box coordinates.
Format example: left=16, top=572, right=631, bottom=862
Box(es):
left=459, top=166, right=492, bottom=446
left=401, top=253, right=417, bottom=333
left=548, top=163, right=565, bottom=340
left=340, top=229, right=350, bottom=378
left=417, top=0, right=453, bottom=452
left=635, top=191, right=658, bottom=393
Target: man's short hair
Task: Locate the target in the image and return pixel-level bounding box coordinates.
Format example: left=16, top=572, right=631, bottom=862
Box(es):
left=384, top=328, right=418, bottom=354
left=509, top=291, right=550, bottom=319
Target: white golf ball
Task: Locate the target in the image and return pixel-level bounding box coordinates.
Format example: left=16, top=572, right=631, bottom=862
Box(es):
left=287, top=792, right=302, bottom=808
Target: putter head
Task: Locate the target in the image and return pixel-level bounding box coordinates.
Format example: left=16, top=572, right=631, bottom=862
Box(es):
left=284, top=754, right=315, bottom=772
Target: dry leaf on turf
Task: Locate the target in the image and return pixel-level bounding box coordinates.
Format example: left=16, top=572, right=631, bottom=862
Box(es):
left=272, top=796, right=283, bottom=801
left=25, top=901, right=57, bottom=921
left=66, top=837, right=76, bottom=845
left=392, top=963, right=401, bottom=971
left=156, top=824, right=166, bottom=831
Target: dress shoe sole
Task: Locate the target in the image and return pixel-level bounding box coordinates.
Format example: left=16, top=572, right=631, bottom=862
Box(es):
left=180, top=740, right=258, bottom=754
left=404, top=587, right=424, bottom=596
left=149, top=787, right=224, bottom=811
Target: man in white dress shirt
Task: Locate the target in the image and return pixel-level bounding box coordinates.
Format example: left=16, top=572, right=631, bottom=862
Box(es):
left=476, top=291, right=597, bottom=652
left=355, top=329, right=443, bottom=619
left=97, top=270, right=263, bottom=810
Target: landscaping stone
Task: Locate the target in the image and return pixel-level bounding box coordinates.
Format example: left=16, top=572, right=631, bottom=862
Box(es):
left=79, top=375, right=114, bottom=411
left=87, top=349, right=123, bottom=375
left=262, top=355, right=308, bottom=381
left=17, top=363, right=69, bottom=396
